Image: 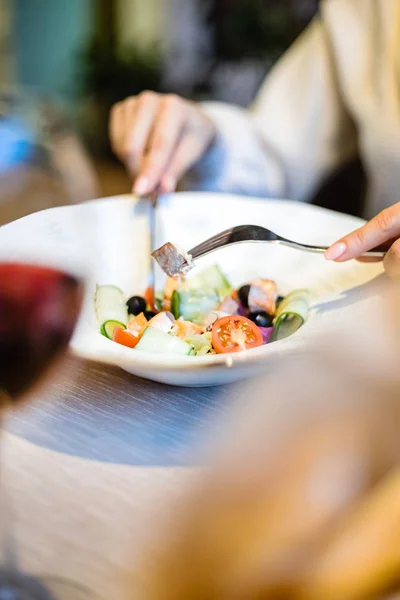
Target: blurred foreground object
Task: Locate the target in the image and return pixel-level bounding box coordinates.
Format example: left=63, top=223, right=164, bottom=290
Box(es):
left=0, top=88, right=98, bottom=599
left=140, top=278, right=400, bottom=600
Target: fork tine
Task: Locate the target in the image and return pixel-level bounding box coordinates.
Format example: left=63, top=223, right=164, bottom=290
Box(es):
left=189, top=228, right=234, bottom=259
left=189, top=225, right=275, bottom=259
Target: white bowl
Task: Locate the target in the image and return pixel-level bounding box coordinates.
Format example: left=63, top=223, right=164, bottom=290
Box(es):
left=0, top=193, right=383, bottom=387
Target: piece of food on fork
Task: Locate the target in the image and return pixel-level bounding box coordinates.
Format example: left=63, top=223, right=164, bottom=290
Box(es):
left=151, top=242, right=194, bottom=278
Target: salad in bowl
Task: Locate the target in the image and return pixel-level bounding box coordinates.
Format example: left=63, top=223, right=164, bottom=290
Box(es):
left=94, top=264, right=310, bottom=357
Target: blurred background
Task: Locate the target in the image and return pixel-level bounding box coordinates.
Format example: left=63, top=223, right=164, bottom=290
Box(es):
left=0, top=0, right=321, bottom=199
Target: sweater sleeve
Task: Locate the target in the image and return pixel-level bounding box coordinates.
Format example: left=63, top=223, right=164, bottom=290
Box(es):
left=181, top=12, right=358, bottom=202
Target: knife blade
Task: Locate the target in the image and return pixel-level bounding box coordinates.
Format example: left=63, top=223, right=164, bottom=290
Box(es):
left=146, top=190, right=159, bottom=310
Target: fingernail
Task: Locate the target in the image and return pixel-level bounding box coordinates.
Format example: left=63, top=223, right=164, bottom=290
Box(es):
left=134, top=176, right=149, bottom=195
left=324, top=242, right=347, bottom=261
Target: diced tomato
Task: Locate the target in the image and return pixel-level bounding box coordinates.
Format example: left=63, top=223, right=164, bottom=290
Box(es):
left=163, top=277, right=180, bottom=311
left=174, top=319, right=202, bottom=339
left=127, top=312, right=148, bottom=339
left=112, top=327, right=139, bottom=349
left=212, top=315, right=263, bottom=354
left=248, top=279, right=276, bottom=315
left=144, top=286, right=156, bottom=312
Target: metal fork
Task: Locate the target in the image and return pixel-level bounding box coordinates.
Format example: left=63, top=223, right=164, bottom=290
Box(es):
left=188, top=225, right=386, bottom=260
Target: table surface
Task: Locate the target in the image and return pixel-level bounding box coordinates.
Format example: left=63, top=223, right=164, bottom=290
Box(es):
left=4, top=354, right=234, bottom=599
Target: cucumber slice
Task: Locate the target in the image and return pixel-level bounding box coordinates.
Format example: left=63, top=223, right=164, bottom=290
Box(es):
left=275, top=289, right=311, bottom=320
left=273, top=289, right=311, bottom=341
left=101, top=320, right=126, bottom=340
left=273, top=314, right=304, bottom=341
left=95, top=285, right=128, bottom=338
left=186, top=265, right=231, bottom=295
left=171, top=289, right=220, bottom=322
left=135, top=327, right=194, bottom=356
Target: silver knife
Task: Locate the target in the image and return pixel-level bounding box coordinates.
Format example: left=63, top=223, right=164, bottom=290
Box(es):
left=146, top=190, right=159, bottom=308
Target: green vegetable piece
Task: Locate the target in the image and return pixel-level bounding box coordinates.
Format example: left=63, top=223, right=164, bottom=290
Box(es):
left=100, top=320, right=126, bottom=340
left=171, top=289, right=220, bottom=322
left=273, top=289, right=311, bottom=341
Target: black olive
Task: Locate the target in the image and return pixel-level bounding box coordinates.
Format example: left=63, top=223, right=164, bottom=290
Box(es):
left=248, top=311, right=273, bottom=328
left=144, top=310, right=157, bottom=320
left=126, top=295, right=146, bottom=316
left=238, top=285, right=251, bottom=308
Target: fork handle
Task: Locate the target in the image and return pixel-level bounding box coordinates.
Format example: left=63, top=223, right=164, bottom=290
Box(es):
left=278, top=239, right=386, bottom=258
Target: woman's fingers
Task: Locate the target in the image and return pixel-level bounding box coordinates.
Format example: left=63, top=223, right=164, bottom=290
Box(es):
left=383, top=239, right=400, bottom=279
left=123, top=92, right=159, bottom=175
left=356, top=256, right=383, bottom=263
left=109, top=101, right=126, bottom=158
left=110, top=92, right=217, bottom=196
left=324, top=203, right=400, bottom=262
left=324, top=202, right=400, bottom=279
left=159, top=135, right=206, bottom=193
left=134, top=95, right=184, bottom=195
left=159, top=107, right=216, bottom=194
left=109, top=92, right=162, bottom=178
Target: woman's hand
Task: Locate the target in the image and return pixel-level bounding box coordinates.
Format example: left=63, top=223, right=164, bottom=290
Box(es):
left=324, top=202, right=400, bottom=279
left=109, top=91, right=216, bottom=195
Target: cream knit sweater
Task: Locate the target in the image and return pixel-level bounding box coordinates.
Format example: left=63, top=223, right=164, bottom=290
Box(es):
left=186, top=0, right=400, bottom=219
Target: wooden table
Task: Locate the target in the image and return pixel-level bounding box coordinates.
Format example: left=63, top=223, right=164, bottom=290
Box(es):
left=4, top=355, right=234, bottom=598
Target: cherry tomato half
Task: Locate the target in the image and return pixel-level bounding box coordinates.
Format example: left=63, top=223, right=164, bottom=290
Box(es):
left=112, top=327, right=139, bottom=349
left=212, top=315, right=264, bottom=354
